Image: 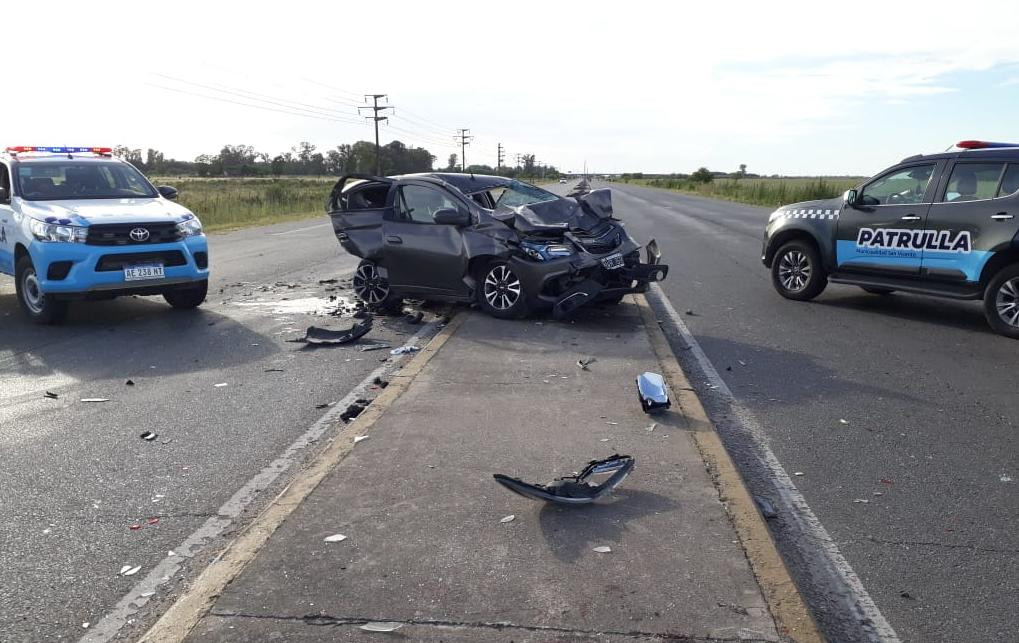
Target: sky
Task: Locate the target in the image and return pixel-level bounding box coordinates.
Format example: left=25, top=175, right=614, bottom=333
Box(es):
left=6, top=0, right=1019, bottom=176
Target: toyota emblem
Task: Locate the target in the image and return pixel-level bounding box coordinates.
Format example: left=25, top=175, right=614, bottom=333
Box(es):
left=129, top=227, right=150, bottom=242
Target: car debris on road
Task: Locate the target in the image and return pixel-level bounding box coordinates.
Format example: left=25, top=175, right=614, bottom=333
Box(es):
left=493, top=454, right=635, bottom=504
left=636, top=372, right=671, bottom=413
left=292, top=318, right=373, bottom=347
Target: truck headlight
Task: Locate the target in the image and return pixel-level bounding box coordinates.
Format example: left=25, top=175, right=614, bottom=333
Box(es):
left=176, top=217, right=204, bottom=238
left=520, top=240, right=574, bottom=261
left=30, top=219, right=87, bottom=243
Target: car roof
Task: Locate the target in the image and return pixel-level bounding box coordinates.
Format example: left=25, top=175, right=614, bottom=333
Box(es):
left=901, top=148, right=1019, bottom=164
left=7, top=154, right=126, bottom=165
left=395, top=172, right=514, bottom=193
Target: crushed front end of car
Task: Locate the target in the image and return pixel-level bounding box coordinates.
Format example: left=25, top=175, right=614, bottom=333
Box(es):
left=498, top=188, right=668, bottom=318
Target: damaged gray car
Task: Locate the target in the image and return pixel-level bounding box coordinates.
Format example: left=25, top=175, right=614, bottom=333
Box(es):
left=326, top=173, right=668, bottom=319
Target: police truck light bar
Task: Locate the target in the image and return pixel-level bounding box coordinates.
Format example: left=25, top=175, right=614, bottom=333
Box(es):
left=6, top=146, right=113, bottom=154
left=955, top=140, right=1019, bottom=150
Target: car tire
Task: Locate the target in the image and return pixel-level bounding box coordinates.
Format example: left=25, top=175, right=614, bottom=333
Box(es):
left=15, top=256, right=68, bottom=324
left=861, top=287, right=895, bottom=295
left=983, top=264, right=1019, bottom=339
left=352, top=260, right=402, bottom=314
left=476, top=260, right=531, bottom=319
left=771, top=241, right=827, bottom=301
left=164, top=280, right=208, bottom=309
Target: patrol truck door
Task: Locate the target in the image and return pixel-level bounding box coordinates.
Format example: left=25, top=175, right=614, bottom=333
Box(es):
left=835, top=162, right=941, bottom=278
left=0, top=164, right=13, bottom=274
left=921, top=161, right=1019, bottom=285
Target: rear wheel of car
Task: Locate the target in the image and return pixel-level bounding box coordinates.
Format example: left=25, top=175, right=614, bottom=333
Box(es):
left=15, top=256, right=68, bottom=324
left=983, top=264, right=1019, bottom=338
left=477, top=261, right=530, bottom=319
left=861, top=287, right=895, bottom=295
left=164, top=280, right=208, bottom=309
left=771, top=241, right=827, bottom=301
left=352, top=260, right=402, bottom=313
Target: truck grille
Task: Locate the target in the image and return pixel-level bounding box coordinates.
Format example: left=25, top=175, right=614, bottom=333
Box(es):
left=86, top=222, right=180, bottom=246
left=95, top=251, right=187, bottom=272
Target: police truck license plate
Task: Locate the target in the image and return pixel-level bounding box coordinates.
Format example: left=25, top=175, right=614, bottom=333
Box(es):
left=124, top=264, right=165, bottom=281
left=601, top=253, right=624, bottom=270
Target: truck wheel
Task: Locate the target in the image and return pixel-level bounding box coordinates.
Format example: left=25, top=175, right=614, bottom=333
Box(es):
left=477, top=260, right=531, bottom=319
left=983, top=264, right=1019, bottom=338
left=15, top=256, right=68, bottom=324
left=163, top=280, right=208, bottom=309
left=352, top=260, right=402, bottom=313
left=771, top=241, right=827, bottom=301
left=861, top=287, right=895, bottom=295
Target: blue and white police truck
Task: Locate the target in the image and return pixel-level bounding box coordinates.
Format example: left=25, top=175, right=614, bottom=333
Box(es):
left=0, top=146, right=209, bottom=323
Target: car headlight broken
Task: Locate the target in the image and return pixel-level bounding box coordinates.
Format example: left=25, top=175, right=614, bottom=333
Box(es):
left=520, top=240, right=574, bottom=261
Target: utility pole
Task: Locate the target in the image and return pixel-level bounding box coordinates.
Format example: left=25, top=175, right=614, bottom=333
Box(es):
left=497, top=143, right=504, bottom=171
left=359, top=94, right=393, bottom=176
left=456, top=128, right=472, bottom=172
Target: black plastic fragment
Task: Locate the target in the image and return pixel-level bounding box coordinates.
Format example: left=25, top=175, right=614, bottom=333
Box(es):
left=43, top=391, right=59, bottom=400
left=372, top=377, right=389, bottom=389
left=493, top=454, right=635, bottom=504
left=291, top=318, right=372, bottom=346
left=340, top=403, right=365, bottom=422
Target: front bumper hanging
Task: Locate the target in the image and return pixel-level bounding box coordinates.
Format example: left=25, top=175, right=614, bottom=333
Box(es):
left=551, top=239, right=669, bottom=319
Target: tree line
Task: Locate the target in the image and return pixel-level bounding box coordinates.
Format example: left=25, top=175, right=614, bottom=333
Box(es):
left=113, top=142, right=559, bottom=179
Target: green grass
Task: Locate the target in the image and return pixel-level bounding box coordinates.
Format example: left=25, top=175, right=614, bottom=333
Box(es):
left=152, top=176, right=336, bottom=232
left=614, top=177, right=864, bottom=208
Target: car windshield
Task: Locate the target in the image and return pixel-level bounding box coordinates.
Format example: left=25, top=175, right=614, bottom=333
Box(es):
left=493, top=180, right=559, bottom=208
left=15, top=161, right=158, bottom=201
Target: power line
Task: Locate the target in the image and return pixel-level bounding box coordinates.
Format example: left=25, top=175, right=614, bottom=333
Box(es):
left=360, top=94, right=394, bottom=176
left=146, top=83, right=370, bottom=127
left=456, top=129, right=473, bottom=171
left=152, top=73, right=364, bottom=124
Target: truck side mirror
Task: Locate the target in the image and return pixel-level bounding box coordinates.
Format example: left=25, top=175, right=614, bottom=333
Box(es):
left=843, top=189, right=858, bottom=207
left=158, top=185, right=179, bottom=201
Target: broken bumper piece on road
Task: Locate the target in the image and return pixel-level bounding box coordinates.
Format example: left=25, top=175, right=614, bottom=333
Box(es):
left=549, top=240, right=669, bottom=319
left=493, top=454, right=635, bottom=504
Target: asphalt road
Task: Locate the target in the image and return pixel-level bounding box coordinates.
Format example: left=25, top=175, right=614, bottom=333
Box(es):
left=576, top=180, right=1018, bottom=643
left=0, top=217, right=439, bottom=641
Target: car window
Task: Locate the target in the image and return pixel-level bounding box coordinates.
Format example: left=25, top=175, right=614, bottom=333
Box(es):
left=0, top=164, right=10, bottom=203
left=341, top=181, right=389, bottom=211
left=941, top=163, right=1005, bottom=203
left=998, top=164, right=1019, bottom=197
left=399, top=185, right=460, bottom=223
left=859, top=164, right=935, bottom=206
left=494, top=180, right=559, bottom=208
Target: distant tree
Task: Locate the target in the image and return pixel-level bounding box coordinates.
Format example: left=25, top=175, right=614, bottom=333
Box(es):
left=446, top=154, right=458, bottom=171
left=113, top=145, right=143, bottom=166
left=737, top=163, right=747, bottom=179
left=145, top=148, right=165, bottom=173
left=691, top=167, right=714, bottom=183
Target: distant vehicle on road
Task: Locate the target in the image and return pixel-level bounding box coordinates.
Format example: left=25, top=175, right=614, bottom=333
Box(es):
left=762, top=140, right=1019, bottom=337
left=559, top=178, right=568, bottom=184
left=0, top=146, right=208, bottom=323
left=327, top=173, right=667, bottom=319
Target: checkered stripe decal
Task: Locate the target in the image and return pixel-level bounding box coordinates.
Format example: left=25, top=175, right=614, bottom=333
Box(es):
left=776, top=208, right=840, bottom=220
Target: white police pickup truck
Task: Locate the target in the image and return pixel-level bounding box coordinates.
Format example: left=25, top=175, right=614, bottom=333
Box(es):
left=0, top=146, right=209, bottom=323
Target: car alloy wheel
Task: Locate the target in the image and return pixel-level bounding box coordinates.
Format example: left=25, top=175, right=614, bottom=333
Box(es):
left=994, top=277, right=1019, bottom=328
left=483, top=264, right=521, bottom=310
left=353, top=262, right=390, bottom=305
left=778, top=249, right=811, bottom=293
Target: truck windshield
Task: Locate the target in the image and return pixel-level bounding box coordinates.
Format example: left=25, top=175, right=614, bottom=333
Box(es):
left=15, top=161, right=158, bottom=201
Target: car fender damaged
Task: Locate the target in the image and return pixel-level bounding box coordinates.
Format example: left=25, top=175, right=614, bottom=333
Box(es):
left=326, top=173, right=668, bottom=317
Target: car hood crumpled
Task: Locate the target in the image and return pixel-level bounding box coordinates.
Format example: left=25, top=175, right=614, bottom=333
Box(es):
left=494, top=188, right=615, bottom=236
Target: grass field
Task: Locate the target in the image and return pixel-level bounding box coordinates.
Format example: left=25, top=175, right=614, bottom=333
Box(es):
left=614, top=176, right=864, bottom=208
left=152, top=176, right=335, bottom=232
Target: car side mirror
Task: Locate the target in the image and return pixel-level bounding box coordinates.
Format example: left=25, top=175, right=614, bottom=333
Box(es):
left=0, top=186, right=8, bottom=203
left=843, top=189, right=857, bottom=207
left=158, top=185, right=179, bottom=201
left=433, top=207, right=471, bottom=226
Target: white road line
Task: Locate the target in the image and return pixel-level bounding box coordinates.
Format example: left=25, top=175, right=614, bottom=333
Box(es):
left=80, top=321, right=440, bottom=643
left=270, top=223, right=329, bottom=236
left=647, top=282, right=900, bottom=643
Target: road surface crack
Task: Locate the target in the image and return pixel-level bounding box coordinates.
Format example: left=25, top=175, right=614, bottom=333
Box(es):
left=208, top=610, right=777, bottom=641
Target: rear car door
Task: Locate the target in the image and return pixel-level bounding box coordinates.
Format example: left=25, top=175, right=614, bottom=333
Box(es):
left=382, top=183, right=470, bottom=296
left=0, top=163, right=13, bottom=274
left=835, top=162, right=942, bottom=278
left=921, top=160, right=1019, bottom=285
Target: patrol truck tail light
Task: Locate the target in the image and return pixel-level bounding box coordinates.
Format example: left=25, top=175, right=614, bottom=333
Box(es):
left=30, top=219, right=87, bottom=243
